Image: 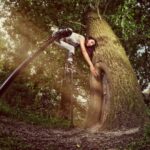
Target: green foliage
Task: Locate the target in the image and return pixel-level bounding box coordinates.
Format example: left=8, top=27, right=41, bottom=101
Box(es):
left=127, top=123, right=150, bottom=150
left=0, top=0, right=90, bottom=125
left=0, top=100, right=70, bottom=128
left=144, top=107, right=150, bottom=139
left=0, top=134, right=31, bottom=150
left=3, top=0, right=149, bottom=90
left=4, top=0, right=126, bottom=32
left=109, top=0, right=150, bottom=42
left=109, top=0, right=137, bottom=40
left=127, top=107, right=150, bottom=150
left=144, top=122, right=150, bottom=139
left=127, top=137, right=150, bottom=150
left=108, top=0, right=150, bottom=90
left=0, top=0, right=149, bottom=127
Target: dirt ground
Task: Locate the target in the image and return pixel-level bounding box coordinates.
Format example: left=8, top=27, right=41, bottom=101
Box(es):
left=0, top=115, right=147, bottom=150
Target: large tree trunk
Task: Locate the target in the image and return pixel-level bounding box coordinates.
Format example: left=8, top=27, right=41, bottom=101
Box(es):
left=85, top=11, right=146, bottom=130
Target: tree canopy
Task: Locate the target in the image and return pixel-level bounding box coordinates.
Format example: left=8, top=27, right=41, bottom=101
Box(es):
left=0, top=0, right=149, bottom=121
left=3, top=0, right=149, bottom=89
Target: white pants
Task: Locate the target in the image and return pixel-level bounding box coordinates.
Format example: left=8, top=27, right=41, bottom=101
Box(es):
left=52, top=27, right=75, bottom=54
left=54, top=40, right=75, bottom=54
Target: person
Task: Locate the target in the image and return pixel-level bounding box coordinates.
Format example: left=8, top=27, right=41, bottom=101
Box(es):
left=52, top=27, right=98, bottom=77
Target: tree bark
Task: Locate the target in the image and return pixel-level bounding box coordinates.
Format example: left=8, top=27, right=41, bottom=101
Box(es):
left=85, top=11, right=146, bottom=130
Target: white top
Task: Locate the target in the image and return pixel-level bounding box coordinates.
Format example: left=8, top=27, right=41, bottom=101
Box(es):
left=63, top=32, right=85, bottom=46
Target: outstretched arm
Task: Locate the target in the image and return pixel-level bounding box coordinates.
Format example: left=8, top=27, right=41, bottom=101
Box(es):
left=80, top=38, right=98, bottom=77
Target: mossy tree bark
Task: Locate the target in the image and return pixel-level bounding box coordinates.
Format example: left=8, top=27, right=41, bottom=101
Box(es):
left=85, top=11, right=146, bottom=130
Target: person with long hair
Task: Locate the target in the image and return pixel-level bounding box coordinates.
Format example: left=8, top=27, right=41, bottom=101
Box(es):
left=52, top=27, right=98, bottom=77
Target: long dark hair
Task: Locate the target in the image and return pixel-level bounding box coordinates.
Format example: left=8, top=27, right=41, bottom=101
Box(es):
left=85, top=36, right=97, bottom=60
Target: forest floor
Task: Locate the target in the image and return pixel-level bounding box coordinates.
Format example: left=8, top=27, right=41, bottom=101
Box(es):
left=0, top=115, right=149, bottom=150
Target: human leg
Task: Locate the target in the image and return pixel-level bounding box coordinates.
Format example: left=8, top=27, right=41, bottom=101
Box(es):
left=54, top=40, right=75, bottom=62
left=52, top=28, right=73, bottom=39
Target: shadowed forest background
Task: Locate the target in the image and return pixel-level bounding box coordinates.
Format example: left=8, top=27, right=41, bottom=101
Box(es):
left=0, top=0, right=150, bottom=149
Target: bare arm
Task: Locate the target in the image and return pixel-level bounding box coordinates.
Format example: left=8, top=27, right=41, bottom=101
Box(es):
left=80, top=38, right=98, bottom=77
